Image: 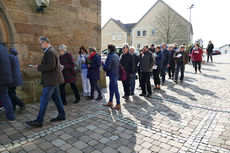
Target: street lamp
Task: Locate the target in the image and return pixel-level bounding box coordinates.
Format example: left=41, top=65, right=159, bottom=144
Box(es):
left=187, top=4, right=194, bottom=44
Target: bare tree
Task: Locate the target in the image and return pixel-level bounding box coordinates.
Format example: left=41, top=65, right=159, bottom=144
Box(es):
left=154, top=8, right=187, bottom=45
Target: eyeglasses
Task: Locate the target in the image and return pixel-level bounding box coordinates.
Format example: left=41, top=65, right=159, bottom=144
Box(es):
left=123, top=47, right=126, bottom=49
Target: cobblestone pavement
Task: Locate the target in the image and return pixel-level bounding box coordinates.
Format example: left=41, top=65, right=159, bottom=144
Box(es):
left=0, top=54, right=230, bottom=153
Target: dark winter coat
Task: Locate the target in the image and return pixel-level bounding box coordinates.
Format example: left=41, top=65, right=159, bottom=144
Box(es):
left=149, top=48, right=155, bottom=53
left=37, top=47, right=64, bottom=87
left=0, top=44, right=13, bottom=86
left=174, top=51, right=189, bottom=65
left=8, top=48, right=23, bottom=87
left=103, top=51, right=120, bottom=77
left=162, top=49, right=169, bottom=65
left=59, top=52, right=76, bottom=83
left=192, top=48, right=203, bottom=62
left=87, top=53, right=101, bottom=80
left=168, top=49, right=176, bottom=67
left=133, top=53, right=139, bottom=73
left=120, top=52, right=135, bottom=75
left=140, top=51, right=154, bottom=73
left=155, top=51, right=164, bottom=69
left=207, top=44, right=214, bottom=54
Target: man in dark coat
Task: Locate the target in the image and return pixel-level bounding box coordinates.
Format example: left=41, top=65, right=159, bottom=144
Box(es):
left=8, top=48, right=26, bottom=113
left=139, top=46, right=154, bottom=97
left=87, top=47, right=103, bottom=100
left=130, top=46, right=139, bottom=95
left=168, top=45, right=176, bottom=79
left=207, top=41, right=214, bottom=62
left=26, top=36, right=66, bottom=127
left=0, top=44, right=15, bottom=121
left=149, top=44, right=155, bottom=53
left=120, top=44, right=135, bottom=101
left=161, top=43, right=169, bottom=84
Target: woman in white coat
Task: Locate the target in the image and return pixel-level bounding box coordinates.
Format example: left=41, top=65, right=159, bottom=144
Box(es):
left=76, top=46, right=91, bottom=96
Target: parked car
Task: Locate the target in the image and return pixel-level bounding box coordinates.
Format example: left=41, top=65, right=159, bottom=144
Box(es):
left=101, top=47, right=123, bottom=61
left=212, top=49, right=221, bottom=55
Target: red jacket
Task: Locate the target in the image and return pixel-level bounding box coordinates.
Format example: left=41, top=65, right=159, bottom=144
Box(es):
left=192, top=48, right=203, bottom=62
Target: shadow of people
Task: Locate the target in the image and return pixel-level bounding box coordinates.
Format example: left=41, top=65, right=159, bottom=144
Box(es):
left=201, top=67, right=219, bottom=72
left=200, top=73, right=226, bottom=80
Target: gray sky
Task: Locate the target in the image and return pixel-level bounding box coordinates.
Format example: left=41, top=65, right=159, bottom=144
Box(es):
left=102, top=0, right=230, bottom=48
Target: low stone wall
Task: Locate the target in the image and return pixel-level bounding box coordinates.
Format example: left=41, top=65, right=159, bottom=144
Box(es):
left=18, top=68, right=106, bottom=103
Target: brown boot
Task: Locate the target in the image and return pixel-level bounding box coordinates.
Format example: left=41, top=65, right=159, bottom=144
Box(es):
left=103, top=102, right=113, bottom=107
left=112, top=104, right=121, bottom=110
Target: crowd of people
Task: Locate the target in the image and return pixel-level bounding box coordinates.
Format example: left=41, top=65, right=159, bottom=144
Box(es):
left=0, top=36, right=214, bottom=127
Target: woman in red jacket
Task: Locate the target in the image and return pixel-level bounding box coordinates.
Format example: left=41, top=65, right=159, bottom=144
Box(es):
left=192, top=43, right=203, bottom=73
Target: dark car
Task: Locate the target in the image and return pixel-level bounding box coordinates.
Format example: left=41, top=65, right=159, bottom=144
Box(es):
left=212, top=49, right=221, bottom=55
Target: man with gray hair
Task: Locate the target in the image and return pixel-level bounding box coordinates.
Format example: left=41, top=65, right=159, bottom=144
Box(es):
left=25, top=36, right=66, bottom=127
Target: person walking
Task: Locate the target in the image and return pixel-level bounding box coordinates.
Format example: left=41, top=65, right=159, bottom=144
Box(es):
left=76, top=46, right=91, bottom=97
left=153, top=46, right=163, bottom=89
left=192, top=43, right=203, bottom=73
left=130, top=46, right=139, bottom=95
left=8, top=48, right=26, bottom=113
left=161, top=43, right=169, bottom=85
left=25, top=36, right=66, bottom=127
left=149, top=44, right=155, bottom=53
left=207, top=41, right=214, bottom=63
left=0, top=44, right=15, bottom=121
left=139, top=46, right=154, bottom=97
left=168, top=45, right=176, bottom=80
left=174, top=45, right=189, bottom=84
left=86, top=47, right=103, bottom=100
left=103, top=44, right=121, bottom=109
left=58, top=44, right=80, bottom=105
left=120, top=44, right=135, bottom=101
left=137, top=49, right=143, bottom=87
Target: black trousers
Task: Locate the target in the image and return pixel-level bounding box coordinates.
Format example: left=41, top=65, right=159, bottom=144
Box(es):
left=141, top=72, right=152, bottom=94
left=59, top=82, right=80, bottom=104
left=89, top=79, right=102, bottom=98
left=8, top=87, right=25, bottom=111
left=122, top=74, right=131, bottom=97
left=194, top=61, right=201, bottom=72
left=168, top=65, right=175, bottom=79
left=153, top=69, right=161, bottom=86
left=138, top=69, right=142, bottom=87
left=207, top=53, right=213, bottom=62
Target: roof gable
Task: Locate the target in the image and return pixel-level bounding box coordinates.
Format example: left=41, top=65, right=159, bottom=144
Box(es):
left=102, top=18, right=136, bottom=33
left=133, top=0, right=193, bottom=34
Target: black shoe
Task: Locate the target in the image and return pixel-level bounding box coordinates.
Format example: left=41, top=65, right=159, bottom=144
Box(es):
left=168, top=77, right=171, bottom=79
left=74, top=99, right=80, bottom=103
left=122, top=95, right=126, bottom=98
left=50, top=116, right=66, bottom=122
left=146, top=93, right=152, bottom=97
left=18, top=105, right=26, bottom=114
left=124, top=96, right=130, bottom=101
left=25, top=120, right=42, bottom=128
left=139, top=93, right=146, bottom=96
left=174, top=80, right=177, bottom=84
left=199, top=70, right=201, bottom=73
left=62, top=102, right=67, bottom=105
left=87, top=96, right=94, bottom=100
left=180, top=80, right=183, bottom=83
left=130, top=92, right=134, bottom=95
left=194, top=71, right=197, bottom=74
left=95, top=96, right=103, bottom=100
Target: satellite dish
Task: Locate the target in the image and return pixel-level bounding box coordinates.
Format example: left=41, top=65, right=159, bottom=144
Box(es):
left=36, top=0, right=49, bottom=7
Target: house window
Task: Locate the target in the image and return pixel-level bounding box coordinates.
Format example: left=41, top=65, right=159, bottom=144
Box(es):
left=112, top=35, right=116, bottom=40
left=137, top=44, right=140, bottom=49
left=118, top=34, right=122, bottom=40
left=143, top=30, right=146, bottom=36
left=137, top=31, right=141, bottom=36
left=152, top=30, right=155, bottom=35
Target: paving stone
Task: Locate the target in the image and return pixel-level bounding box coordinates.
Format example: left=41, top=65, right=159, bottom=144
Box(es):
left=99, top=137, right=110, bottom=144
left=117, top=146, right=132, bottom=153
left=51, top=139, right=66, bottom=147
left=141, top=141, right=152, bottom=149
left=139, top=148, right=151, bottom=153
left=22, top=142, right=37, bottom=152
left=72, top=141, right=88, bottom=150
left=86, top=125, right=97, bottom=130
left=67, top=147, right=82, bottom=153
left=101, top=146, right=117, bottom=153
left=60, top=143, right=72, bottom=151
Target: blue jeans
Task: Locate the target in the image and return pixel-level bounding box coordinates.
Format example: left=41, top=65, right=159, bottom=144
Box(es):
left=161, top=65, right=167, bottom=83
left=130, top=73, right=136, bottom=93
left=0, top=86, right=15, bottom=120
left=36, top=86, right=65, bottom=123
left=109, top=75, right=120, bottom=105
left=175, top=64, right=185, bottom=81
